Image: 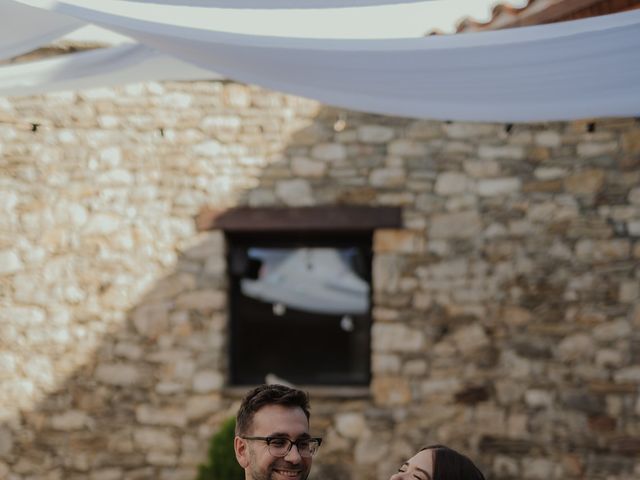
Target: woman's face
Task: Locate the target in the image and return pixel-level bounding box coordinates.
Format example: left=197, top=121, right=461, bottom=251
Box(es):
left=390, top=448, right=434, bottom=480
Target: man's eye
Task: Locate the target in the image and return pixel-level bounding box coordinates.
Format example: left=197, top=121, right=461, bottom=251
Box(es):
left=269, top=438, right=288, bottom=448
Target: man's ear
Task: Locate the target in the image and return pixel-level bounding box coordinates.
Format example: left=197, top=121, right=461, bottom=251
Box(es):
left=234, top=435, right=250, bottom=468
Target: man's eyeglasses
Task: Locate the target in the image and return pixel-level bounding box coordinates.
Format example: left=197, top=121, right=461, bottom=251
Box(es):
left=240, top=436, right=322, bottom=458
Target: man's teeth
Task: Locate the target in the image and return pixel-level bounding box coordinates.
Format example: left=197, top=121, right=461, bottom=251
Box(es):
left=275, top=470, right=299, bottom=477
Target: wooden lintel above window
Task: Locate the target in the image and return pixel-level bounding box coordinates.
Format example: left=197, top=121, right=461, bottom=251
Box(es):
left=196, top=206, right=402, bottom=232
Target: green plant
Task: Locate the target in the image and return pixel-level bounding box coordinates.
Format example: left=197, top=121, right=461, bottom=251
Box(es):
left=196, top=416, right=245, bottom=480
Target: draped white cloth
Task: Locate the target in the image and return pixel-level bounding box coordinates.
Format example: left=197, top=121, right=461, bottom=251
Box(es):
left=241, top=248, right=369, bottom=315
left=6, top=0, right=640, bottom=121
left=0, top=44, right=220, bottom=97
left=125, top=0, right=433, bottom=7
left=0, top=1, right=82, bottom=60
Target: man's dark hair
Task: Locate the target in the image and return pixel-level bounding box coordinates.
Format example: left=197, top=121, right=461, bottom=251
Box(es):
left=421, top=445, right=486, bottom=480
left=235, top=384, right=310, bottom=435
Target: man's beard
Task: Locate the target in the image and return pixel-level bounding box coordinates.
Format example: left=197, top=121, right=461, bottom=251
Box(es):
left=247, top=449, right=309, bottom=480
left=249, top=463, right=310, bottom=480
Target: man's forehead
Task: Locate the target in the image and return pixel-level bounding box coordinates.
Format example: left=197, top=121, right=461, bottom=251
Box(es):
left=250, top=404, right=309, bottom=434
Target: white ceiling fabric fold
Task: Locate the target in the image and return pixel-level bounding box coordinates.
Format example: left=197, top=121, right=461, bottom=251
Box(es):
left=0, top=44, right=220, bottom=97
left=0, top=1, right=83, bottom=61
left=6, top=0, right=640, bottom=121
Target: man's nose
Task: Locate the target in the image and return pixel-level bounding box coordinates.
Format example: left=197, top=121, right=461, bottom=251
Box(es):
left=284, top=443, right=303, bottom=463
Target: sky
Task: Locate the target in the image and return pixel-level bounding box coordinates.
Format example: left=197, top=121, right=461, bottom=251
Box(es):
left=63, top=0, right=529, bottom=43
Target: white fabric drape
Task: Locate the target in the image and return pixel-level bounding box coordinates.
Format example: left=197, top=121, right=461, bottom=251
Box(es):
left=6, top=0, right=640, bottom=121
left=241, top=248, right=369, bottom=315
left=126, top=0, right=433, bottom=7
left=0, top=44, right=220, bottom=97
left=0, top=1, right=82, bottom=61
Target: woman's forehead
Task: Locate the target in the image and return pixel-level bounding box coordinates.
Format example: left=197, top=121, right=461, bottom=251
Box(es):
left=408, top=448, right=434, bottom=468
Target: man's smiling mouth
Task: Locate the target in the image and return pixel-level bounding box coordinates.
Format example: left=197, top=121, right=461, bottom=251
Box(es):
left=273, top=468, right=302, bottom=478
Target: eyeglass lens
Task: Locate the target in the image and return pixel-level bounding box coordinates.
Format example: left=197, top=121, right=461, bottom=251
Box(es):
left=268, top=438, right=319, bottom=457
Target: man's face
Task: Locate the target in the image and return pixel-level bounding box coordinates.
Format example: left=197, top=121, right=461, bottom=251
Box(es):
left=235, top=404, right=312, bottom=480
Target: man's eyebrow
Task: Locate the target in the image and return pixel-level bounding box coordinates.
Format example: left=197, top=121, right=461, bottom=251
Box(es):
left=268, top=432, right=311, bottom=439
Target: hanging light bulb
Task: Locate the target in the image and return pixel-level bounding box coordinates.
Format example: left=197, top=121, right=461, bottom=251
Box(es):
left=273, top=302, right=286, bottom=316
left=333, top=113, right=347, bottom=132
left=340, top=315, right=354, bottom=332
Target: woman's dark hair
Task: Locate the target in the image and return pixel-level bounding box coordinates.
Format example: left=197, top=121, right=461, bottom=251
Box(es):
left=420, top=444, right=486, bottom=480
left=235, top=384, right=310, bottom=435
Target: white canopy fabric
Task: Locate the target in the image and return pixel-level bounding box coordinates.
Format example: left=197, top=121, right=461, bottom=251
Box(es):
left=6, top=0, right=640, bottom=122
left=126, top=0, right=433, bottom=7
left=0, top=1, right=82, bottom=60
left=0, top=44, right=219, bottom=97
left=241, top=248, right=370, bottom=315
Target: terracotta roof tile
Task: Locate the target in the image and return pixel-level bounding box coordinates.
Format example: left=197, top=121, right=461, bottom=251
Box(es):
left=452, top=0, right=640, bottom=33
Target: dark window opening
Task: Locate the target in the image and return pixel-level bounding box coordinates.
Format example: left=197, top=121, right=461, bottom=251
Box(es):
left=227, top=231, right=372, bottom=386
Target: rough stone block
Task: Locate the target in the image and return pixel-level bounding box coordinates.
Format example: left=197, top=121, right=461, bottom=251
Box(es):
left=223, top=84, right=250, bottom=107
left=522, top=457, right=554, bottom=480
left=175, top=290, right=225, bottom=314
left=357, top=125, right=395, bottom=143
left=614, top=366, right=640, bottom=383
left=452, top=324, right=490, bottom=353
left=374, top=229, right=424, bottom=254
left=421, top=377, right=461, bottom=396
left=524, top=389, right=553, bottom=408
left=434, top=172, right=473, bottom=195
left=0, top=250, right=23, bottom=275
left=575, top=239, right=631, bottom=262
left=595, top=349, right=623, bottom=369
left=372, top=353, right=401, bottom=374
left=577, top=141, right=618, bottom=157
left=373, top=253, right=403, bottom=293
left=478, top=145, right=525, bottom=160
left=95, top=364, right=142, bottom=386
left=372, top=323, right=423, bottom=352
left=593, top=318, right=632, bottom=342
left=192, top=370, right=224, bottom=393
left=429, top=211, right=482, bottom=239
left=371, top=376, right=412, bottom=406
left=132, top=302, right=171, bottom=338
left=311, top=143, right=347, bottom=162
left=0, top=428, right=13, bottom=456
left=275, top=179, right=314, bottom=206
left=443, top=122, right=496, bottom=139
left=534, top=131, right=562, bottom=147
left=557, top=333, right=595, bottom=362
left=369, top=167, right=406, bottom=188
left=90, top=468, right=124, bottom=480
left=335, top=413, right=366, bottom=439
left=83, top=213, right=122, bottom=236
left=134, top=428, right=177, bottom=452
left=477, top=178, right=521, bottom=197
left=564, top=169, right=605, bottom=194
left=463, top=159, right=500, bottom=178
left=534, top=167, right=567, bottom=180
left=50, top=410, right=90, bottom=431
left=388, top=139, right=427, bottom=156
left=136, top=406, right=187, bottom=428
left=291, top=157, right=326, bottom=177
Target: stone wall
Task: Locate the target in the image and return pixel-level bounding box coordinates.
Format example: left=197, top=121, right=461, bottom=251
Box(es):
left=0, top=80, right=639, bottom=480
